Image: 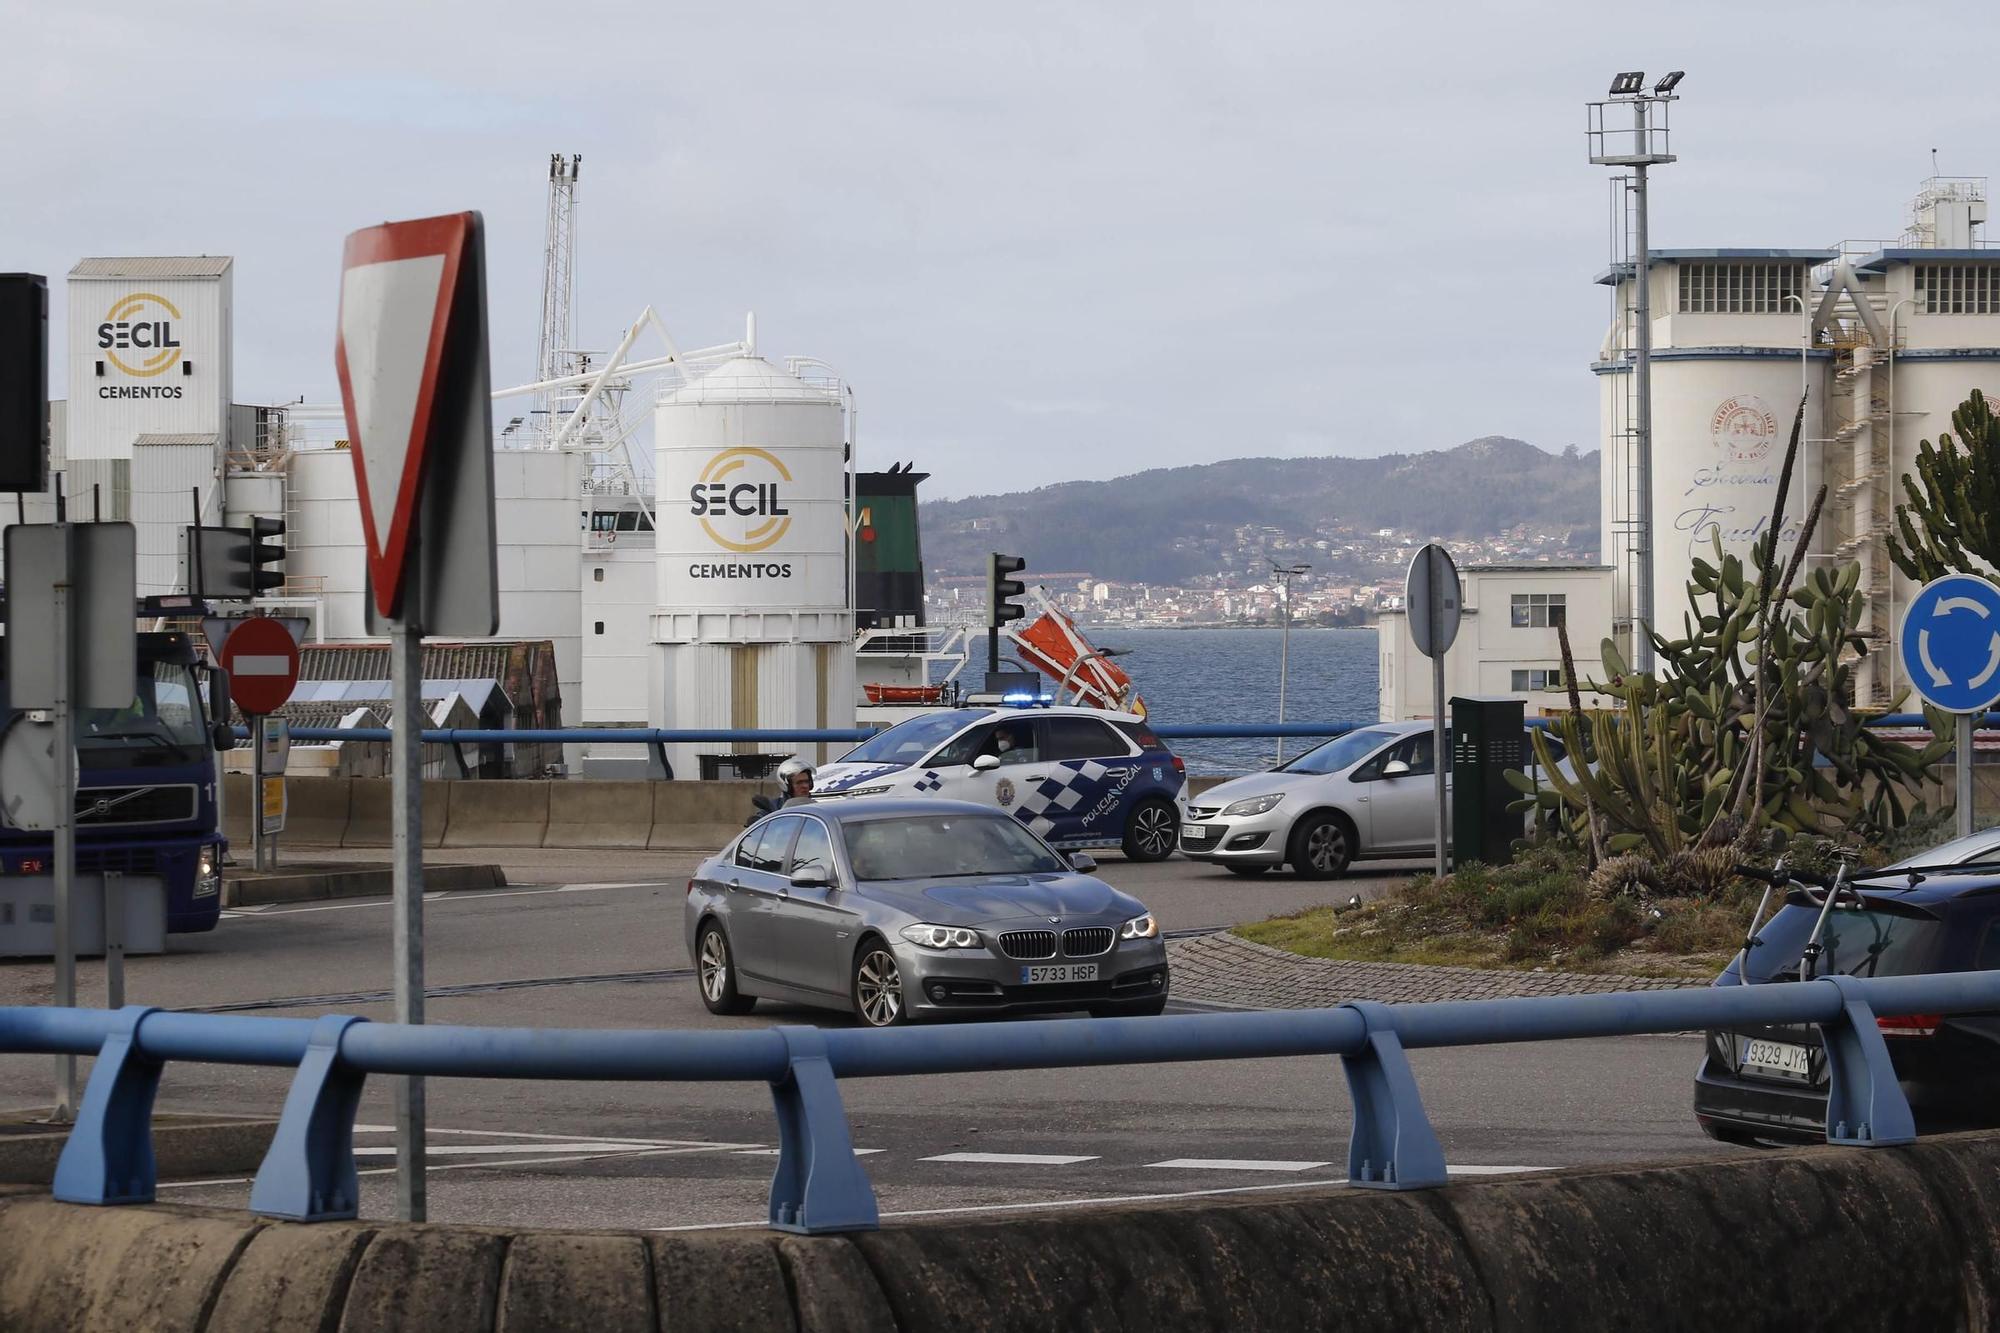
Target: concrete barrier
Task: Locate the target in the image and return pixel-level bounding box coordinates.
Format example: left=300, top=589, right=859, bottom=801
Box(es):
left=12, top=1134, right=2000, bottom=1329
left=282, top=777, right=353, bottom=846
left=345, top=778, right=451, bottom=849
left=649, top=780, right=762, bottom=851
left=545, top=781, right=654, bottom=850
left=441, top=781, right=551, bottom=850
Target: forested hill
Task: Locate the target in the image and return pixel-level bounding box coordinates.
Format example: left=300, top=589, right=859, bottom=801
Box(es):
left=919, top=437, right=1599, bottom=582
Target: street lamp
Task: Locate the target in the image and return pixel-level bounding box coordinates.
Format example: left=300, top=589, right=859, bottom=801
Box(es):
left=1587, top=69, right=1682, bottom=673
left=1271, top=561, right=1310, bottom=764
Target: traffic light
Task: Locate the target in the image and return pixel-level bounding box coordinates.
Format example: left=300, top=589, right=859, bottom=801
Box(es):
left=0, top=274, right=48, bottom=494
left=987, top=552, right=1027, bottom=628
left=184, top=517, right=286, bottom=599
left=250, top=516, right=286, bottom=595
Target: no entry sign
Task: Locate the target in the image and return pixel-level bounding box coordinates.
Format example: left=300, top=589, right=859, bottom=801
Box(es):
left=220, top=616, right=299, bottom=716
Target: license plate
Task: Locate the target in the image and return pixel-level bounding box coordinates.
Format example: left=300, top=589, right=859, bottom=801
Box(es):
left=1742, top=1038, right=1810, bottom=1077
left=1182, top=825, right=1210, bottom=843
left=1021, top=964, right=1098, bottom=984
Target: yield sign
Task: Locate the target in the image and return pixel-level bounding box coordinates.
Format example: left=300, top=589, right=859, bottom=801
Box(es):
left=334, top=212, right=476, bottom=620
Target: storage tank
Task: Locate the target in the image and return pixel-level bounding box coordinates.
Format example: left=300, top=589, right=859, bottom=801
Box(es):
left=651, top=353, right=854, bottom=778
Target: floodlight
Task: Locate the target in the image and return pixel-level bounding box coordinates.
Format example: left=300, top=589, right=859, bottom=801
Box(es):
left=1609, top=71, right=1645, bottom=95
left=1654, top=70, right=1684, bottom=93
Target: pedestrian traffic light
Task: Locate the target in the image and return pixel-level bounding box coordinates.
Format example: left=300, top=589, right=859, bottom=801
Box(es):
left=987, top=552, right=1027, bottom=628
left=250, top=516, right=286, bottom=595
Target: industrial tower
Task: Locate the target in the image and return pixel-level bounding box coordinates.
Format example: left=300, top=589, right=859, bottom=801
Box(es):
left=536, top=153, right=581, bottom=443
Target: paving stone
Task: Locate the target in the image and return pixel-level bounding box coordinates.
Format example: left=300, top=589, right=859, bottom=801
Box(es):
left=1168, top=932, right=1698, bottom=1009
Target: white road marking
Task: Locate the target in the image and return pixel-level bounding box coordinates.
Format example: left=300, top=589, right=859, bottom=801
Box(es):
left=730, top=1147, right=885, bottom=1157
left=352, top=1142, right=669, bottom=1157
left=1145, top=1157, right=1332, bottom=1172
left=921, top=1152, right=1101, bottom=1166
left=220, top=881, right=670, bottom=918
left=155, top=1142, right=756, bottom=1192
left=351, top=1124, right=726, bottom=1148
left=656, top=1164, right=1554, bottom=1231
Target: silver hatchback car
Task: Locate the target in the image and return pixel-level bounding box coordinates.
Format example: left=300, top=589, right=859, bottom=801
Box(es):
left=685, top=798, right=1171, bottom=1026
left=1180, top=721, right=1567, bottom=879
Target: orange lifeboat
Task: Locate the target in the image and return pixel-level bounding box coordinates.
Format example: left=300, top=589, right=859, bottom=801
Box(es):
left=1013, top=607, right=1135, bottom=711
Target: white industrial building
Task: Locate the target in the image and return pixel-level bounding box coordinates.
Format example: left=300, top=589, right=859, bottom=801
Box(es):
left=1377, top=566, right=1617, bottom=720
left=1381, top=175, right=1999, bottom=717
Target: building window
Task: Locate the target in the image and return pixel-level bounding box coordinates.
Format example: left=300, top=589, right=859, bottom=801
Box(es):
left=1915, top=263, right=2000, bottom=315
left=593, top=567, right=605, bottom=583
left=1676, top=263, right=1805, bottom=314
left=1510, top=593, right=1567, bottom=628
left=1511, top=668, right=1564, bottom=692
left=594, top=621, right=605, bottom=635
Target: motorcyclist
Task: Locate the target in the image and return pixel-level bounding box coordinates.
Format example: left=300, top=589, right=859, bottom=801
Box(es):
left=777, top=756, right=818, bottom=806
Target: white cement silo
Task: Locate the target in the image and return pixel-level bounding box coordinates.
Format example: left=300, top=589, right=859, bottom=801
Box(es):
left=651, top=353, right=854, bottom=778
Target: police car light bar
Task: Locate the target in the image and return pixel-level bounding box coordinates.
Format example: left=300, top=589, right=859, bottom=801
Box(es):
left=1001, top=691, right=1055, bottom=708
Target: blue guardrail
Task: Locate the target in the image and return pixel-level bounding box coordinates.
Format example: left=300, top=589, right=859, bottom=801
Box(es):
left=8, top=968, right=2000, bottom=1233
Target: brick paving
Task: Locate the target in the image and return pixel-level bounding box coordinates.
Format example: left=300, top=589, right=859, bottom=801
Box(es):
left=1167, top=931, right=1701, bottom=1009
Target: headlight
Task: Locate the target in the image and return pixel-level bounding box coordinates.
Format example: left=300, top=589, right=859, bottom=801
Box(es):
left=198, top=845, right=216, bottom=878
left=193, top=844, right=221, bottom=898
left=1120, top=913, right=1159, bottom=940
left=1221, top=793, right=1284, bottom=818
left=899, top=923, right=982, bottom=949
left=823, top=784, right=893, bottom=799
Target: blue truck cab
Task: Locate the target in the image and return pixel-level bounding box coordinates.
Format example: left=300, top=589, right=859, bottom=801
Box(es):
left=0, top=630, right=228, bottom=936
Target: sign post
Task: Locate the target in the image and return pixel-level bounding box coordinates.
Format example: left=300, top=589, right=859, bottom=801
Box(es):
left=219, top=616, right=301, bottom=872
left=336, top=211, right=499, bottom=1222
left=1406, top=544, right=1462, bottom=880
left=1898, top=574, right=2000, bottom=838
left=4, top=519, right=137, bottom=1121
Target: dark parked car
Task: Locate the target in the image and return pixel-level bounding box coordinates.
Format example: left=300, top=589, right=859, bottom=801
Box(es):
left=1694, top=857, right=2000, bottom=1146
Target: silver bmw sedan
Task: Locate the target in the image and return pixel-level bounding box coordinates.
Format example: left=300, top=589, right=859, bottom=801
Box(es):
left=684, top=798, right=1171, bottom=1027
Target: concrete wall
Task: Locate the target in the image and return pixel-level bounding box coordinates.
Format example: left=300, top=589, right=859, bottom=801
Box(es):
left=9, top=1131, right=2000, bottom=1329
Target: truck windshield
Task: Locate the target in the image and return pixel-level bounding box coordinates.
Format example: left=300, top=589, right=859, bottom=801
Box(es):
left=77, top=660, right=206, bottom=770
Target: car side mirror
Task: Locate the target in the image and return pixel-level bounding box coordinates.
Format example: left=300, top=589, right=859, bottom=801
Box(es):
left=789, top=866, right=833, bottom=889
left=1069, top=852, right=1097, bottom=872
left=1381, top=759, right=1411, bottom=777
left=972, top=753, right=1000, bottom=772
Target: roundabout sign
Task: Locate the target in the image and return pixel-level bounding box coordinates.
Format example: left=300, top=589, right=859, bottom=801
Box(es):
left=1899, top=574, right=2000, bottom=714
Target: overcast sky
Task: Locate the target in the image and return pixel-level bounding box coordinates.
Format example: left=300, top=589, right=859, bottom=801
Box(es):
left=7, top=1, right=1999, bottom=498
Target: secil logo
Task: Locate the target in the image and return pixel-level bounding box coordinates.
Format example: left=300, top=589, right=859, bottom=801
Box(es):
left=96, top=292, right=184, bottom=377
left=688, top=447, right=793, bottom=554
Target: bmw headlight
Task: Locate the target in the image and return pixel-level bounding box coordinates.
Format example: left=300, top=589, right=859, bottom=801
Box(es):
left=899, top=923, right=982, bottom=950
left=1221, top=793, right=1284, bottom=818
left=1120, top=913, right=1159, bottom=940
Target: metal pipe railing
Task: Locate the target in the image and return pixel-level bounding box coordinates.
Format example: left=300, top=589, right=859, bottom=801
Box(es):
left=8, top=965, right=1988, bottom=1234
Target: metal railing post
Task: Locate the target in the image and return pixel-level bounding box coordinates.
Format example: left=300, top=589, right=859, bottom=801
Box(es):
left=1339, top=1001, right=1447, bottom=1189
left=250, top=1014, right=370, bottom=1221
left=50, top=1006, right=163, bottom=1206
left=1819, top=976, right=1917, bottom=1146
left=766, top=1026, right=879, bottom=1233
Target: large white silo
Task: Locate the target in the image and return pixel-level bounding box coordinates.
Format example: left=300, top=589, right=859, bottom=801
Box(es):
left=651, top=354, right=854, bottom=778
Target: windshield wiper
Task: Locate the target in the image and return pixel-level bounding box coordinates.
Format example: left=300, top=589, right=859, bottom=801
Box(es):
left=84, top=728, right=180, bottom=751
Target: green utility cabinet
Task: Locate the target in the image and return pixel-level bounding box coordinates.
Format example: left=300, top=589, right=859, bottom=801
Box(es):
left=1451, top=696, right=1525, bottom=868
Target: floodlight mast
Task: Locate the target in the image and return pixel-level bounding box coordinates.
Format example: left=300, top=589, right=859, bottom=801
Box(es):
left=1587, top=70, right=1681, bottom=675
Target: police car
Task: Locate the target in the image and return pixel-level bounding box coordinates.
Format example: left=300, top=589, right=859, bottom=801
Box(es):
left=812, top=701, right=1187, bottom=861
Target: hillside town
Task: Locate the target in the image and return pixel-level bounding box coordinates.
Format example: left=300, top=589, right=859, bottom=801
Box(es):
left=924, top=516, right=1599, bottom=626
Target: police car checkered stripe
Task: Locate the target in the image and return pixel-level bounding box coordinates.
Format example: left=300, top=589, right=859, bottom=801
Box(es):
left=1011, top=759, right=1122, bottom=838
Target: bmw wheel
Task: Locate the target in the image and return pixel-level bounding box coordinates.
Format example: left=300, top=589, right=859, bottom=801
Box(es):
left=852, top=942, right=909, bottom=1027
left=696, top=923, right=756, bottom=1016
left=1122, top=798, right=1179, bottom=862
left=1289, top=812, right=1353, bottom=880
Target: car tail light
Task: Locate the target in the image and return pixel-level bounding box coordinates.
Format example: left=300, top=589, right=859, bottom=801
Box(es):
left=686, top=879, right=698, bottom=896
left=1171, top=754, right=1185, bottom=775
left=1876, top=1013, right=1941, bottom=1038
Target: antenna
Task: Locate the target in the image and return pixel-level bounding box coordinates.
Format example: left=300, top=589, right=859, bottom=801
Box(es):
left=1933, top=147, right=1941, bottom=176
left=535, top=152, right=582, bottom=447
